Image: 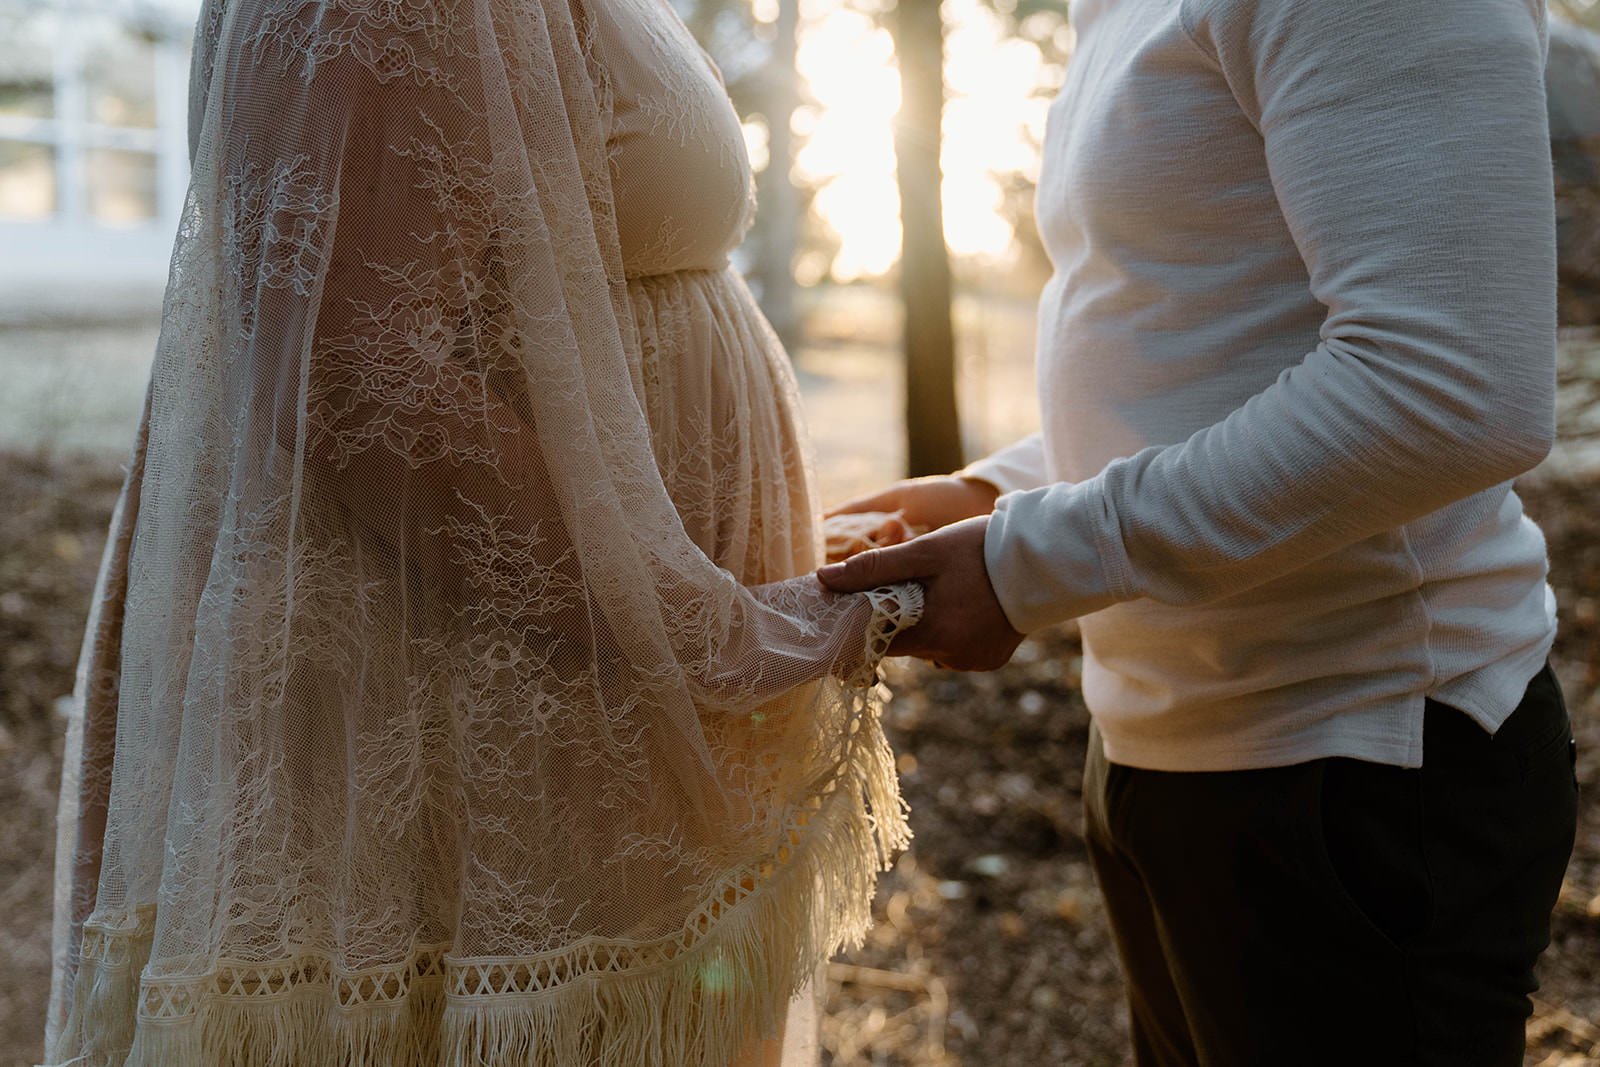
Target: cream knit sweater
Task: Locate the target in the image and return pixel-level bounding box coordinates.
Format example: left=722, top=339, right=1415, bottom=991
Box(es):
left=965, top=0, right=1560, bottom=771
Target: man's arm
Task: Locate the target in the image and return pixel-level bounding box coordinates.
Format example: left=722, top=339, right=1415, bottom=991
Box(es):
left=823, top=0, right=1556, bottom=660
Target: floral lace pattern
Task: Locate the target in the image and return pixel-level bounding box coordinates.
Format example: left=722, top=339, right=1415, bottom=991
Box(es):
left=45, top=0, right=922, bottom=1065
left=223, top=152, right=333, bottom=336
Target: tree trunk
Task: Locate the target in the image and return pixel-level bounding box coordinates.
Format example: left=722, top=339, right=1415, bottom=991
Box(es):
left=893, top=0, right=964, bottom=476
left=755, top=0, right=801, bottom=347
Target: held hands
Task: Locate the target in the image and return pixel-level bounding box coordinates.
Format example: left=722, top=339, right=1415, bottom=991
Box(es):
left=823, top=475, right=1002, bottom=563
left=818, top=484, right=1024, bottom=671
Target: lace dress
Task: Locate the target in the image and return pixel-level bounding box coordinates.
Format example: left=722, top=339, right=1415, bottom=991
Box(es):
left=603, top=0, right=815, bottom=609
left=43, top=0, right=921, bottom=1064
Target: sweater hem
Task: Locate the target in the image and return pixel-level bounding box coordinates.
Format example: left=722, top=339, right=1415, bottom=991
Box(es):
left=1425, top=629, right=1556, bottom=736
left=1096, top=709, right=1424, bottom=773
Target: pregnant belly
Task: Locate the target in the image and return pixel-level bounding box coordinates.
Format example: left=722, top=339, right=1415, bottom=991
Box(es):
left=627, top=266, right=816, bottom=582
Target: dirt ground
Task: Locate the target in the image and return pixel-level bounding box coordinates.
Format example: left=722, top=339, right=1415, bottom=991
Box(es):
left=1, top=451, right=1597, bottom=1067
left=821, top=469, right=1600, bottom=1067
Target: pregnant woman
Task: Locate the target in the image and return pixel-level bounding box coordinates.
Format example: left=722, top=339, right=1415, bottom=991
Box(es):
left=43, top=1, right=920, bottom=1064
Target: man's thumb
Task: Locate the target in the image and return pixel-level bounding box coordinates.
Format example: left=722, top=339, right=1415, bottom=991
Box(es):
left=817, top=543, right=917, bottom=593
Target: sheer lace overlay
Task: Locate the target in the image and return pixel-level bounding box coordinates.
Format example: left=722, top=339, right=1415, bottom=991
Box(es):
left=43, top=0, right=921, bottom=1064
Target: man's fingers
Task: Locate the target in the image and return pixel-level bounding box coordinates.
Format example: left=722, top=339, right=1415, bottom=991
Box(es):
left=816, top=540, right=926, bottom=593
left=887, top=622, right=932, bottom=658
left=822, top=512, right=913, bottom=564
left=874, top=513, right=914, bottom=547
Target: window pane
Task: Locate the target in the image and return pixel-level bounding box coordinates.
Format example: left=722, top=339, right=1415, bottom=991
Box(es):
left=0, top=140, right=56, bottom=219
left=87, top=147, right=157, bottom=224
left=84, top=23, right=157, bottom=128
left=0, top=12, right=56, bottom=119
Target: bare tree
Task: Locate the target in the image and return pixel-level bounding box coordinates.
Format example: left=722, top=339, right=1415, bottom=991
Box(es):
left=892, top=0, right=965, bottom=476
left=755, top=0, right=802, bottom=347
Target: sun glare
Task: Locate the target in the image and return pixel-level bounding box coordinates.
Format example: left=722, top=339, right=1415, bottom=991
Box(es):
left=790, top=0, right=1057, bottom=281
left=793, top=6, right=902, bottom=280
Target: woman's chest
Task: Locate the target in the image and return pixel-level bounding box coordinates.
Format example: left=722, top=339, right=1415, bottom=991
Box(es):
left=595, top=0, right=754, bottom=276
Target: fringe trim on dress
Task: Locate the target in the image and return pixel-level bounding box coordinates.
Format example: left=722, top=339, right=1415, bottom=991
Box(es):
left=44, top=691, right=912, bottom=1067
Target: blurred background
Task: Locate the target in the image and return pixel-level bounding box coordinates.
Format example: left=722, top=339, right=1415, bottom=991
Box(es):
left=3, top=0, right=1600, bottom=1063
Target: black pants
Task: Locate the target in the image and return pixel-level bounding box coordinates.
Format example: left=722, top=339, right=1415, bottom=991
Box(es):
left=1083, top=664, right=1579, bottom=1067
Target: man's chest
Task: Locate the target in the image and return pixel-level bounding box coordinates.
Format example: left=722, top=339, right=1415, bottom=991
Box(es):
left=1037, top=0, right=1274, bottom=260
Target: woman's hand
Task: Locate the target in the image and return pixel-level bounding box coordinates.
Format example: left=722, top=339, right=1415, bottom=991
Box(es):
left=824, top=476, right=1000, bottom=563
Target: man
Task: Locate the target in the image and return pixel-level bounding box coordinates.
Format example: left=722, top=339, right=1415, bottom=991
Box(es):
left=818, top=0, right=1579, bottom=1062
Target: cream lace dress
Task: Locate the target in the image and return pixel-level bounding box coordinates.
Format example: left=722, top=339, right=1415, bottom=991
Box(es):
left=44, top=0, right=920, bottom=1064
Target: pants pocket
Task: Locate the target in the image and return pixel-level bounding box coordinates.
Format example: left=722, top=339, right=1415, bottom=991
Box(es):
left=1315, top=757, right=1433, bottom=951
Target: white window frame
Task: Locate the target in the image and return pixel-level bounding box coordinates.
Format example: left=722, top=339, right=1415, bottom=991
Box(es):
left=0, top=4, right=192, bottom=288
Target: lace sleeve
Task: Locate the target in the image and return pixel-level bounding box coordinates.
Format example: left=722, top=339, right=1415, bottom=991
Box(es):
left=215, top=0, right=916, bottom=699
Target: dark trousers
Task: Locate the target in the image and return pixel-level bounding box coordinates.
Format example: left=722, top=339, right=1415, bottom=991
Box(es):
left=1083, top=664, right=1579, bottom=1067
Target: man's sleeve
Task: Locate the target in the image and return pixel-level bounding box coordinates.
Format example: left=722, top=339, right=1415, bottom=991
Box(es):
left=960, top=433, right=1050, bottom=496
left=984, top=0, right=1557, bottom=634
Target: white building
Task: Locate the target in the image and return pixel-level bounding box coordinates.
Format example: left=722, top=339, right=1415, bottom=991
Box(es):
left=0, top=0, right=198, bottom=318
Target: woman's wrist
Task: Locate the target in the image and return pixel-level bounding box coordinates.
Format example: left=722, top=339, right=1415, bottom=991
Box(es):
left=953, top=475, right=1002, bottom=515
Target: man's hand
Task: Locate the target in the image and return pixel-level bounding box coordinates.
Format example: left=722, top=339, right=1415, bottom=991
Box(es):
left=817, top=515, right=1024, bottom=671
left=824, top=476, right=1000, bottom=562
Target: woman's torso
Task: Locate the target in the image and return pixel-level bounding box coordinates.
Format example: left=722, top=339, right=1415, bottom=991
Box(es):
left=593, top=0, right=817, bottom=582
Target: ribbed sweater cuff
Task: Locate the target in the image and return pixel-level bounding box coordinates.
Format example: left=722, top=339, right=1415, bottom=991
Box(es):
left=958, top=434, right=1048, bottom=496
left=983, top=477, right=1129, bottom=633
